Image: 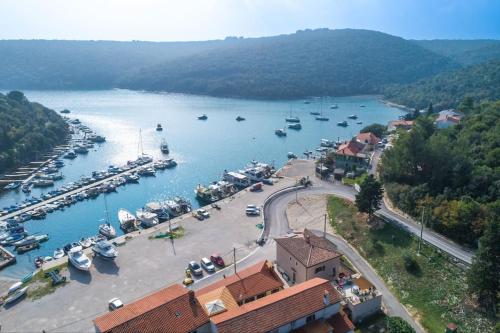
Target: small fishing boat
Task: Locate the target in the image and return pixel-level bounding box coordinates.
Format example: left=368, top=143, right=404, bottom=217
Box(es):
left=275, top=129, right=287, bottom=137
left=22, top=272, right=34, bottom=284
left=337, top=121, right=348, bottom=127
left=136, top=209, right=159, bottom=228
left=348, top=114, right=358, bottom=119
left=156, top=123, right=163, bottom=131
left=4, top=286, right=28, bottom=305
left=68, top=246, right=92, bottom=271
left=309, top=111, right=320, bottom=115
left=164, top=158, right=177, bottom=168
left=330, top=104, right=339, bottom=109
left=34, top=256, right=45, bottom=268
left=160, top=139, right=169, bottom=154
left=13, top=234, right=49, bottom=248
left=98, top=223, right=116, bottom=239
left=287, top=152, right=297, bottom=159
left=63, top=150, right=77, bottom=159
left=236, top=116, right=245, bottom=121
left=118, top=209, right=138, bottom=232
left=356, top=121, right=363, bottom=125
left=79, top=237, right=93, bottom=248
left=303, top=100, right=311, bottom=104
left=285, top=116, right=300, bottom=123
left=360, top=104, right=366, bottom=107
left=315, top=116, right=329, bottom=121
left=287, top=123, right=302, bottom=130
left=32, top=179, right=54, bottom=187
left=92, top=240, right=118, bottom=260
left=16, top=242, right=40, bottom=254
left=21, top=185, right=31, bottom=194
left=8, top=282, right=23, bottom=294
left=197, top=114, right=208, bottom=120
left=1, top=233, right=26, bottom=246
left=53, top=248, right=65, bottom=259
left=4, top=181, right=21, bottom=191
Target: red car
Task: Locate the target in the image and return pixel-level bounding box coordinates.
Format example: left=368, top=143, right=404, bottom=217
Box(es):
left=210, top=254, right=225, bottom=267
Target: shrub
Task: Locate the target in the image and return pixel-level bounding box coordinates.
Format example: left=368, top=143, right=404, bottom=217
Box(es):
left=386, top=316, right=416, bottom=333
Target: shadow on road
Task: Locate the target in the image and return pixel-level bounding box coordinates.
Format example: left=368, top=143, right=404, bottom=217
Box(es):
left=68, top=265, right=92, bottom=284
left=93, top=257, right=120, bottom=275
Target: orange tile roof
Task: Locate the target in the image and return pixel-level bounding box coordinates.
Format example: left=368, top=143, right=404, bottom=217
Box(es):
left=328, top=311, right=355, bottom=333
left=212, top=278, right=342, bottom=333
left=196, top=260, right=283, bottom=303
left=275, top=229, right=342, bottom=267
left=94, top=284, right=209, bottom=333
left=356, top=132, right=380, bottom=145
left=335, top=140, right=366, bottom=157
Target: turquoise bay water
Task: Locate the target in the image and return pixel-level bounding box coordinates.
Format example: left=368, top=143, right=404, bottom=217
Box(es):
left=0, top=90, right=403, bottom=278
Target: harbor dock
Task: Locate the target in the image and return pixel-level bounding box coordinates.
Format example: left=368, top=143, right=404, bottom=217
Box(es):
left=0, top=161, right=154, bottom=223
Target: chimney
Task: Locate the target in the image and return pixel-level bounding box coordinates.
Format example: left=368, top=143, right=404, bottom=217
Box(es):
left=188, top=290, right=196, bottom=305
left=323, top=290, right=330, bottom=306
left=305, top=234, right=310, bottom=244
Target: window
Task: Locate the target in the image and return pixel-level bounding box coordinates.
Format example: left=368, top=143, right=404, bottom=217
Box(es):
left=306, top=314, right=316, bottom=323
left=314, top=265, right=326, bottom=274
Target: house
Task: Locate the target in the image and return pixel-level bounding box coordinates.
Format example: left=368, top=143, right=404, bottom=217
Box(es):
left=94, top=284, right=211, bottom=333
left=95, top=261, right=354, bottom=333
left=196, top=260, right=284, bottom=306
left=210, top=278, right=351, bottom=333
left=275, top=229, right=343, bottom=284
left=333, top=140, right=368, bottom=171
left=387, top=120, right=413, bottom=132
left=336, top=275, right=382, bottom=323
left=355, top=132, right=380, bottom=149
left=435, top=109, right=464, bottom=129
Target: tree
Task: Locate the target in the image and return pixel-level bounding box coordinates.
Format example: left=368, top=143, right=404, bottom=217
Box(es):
left=360, top=123, right=386, bottom=138
left=467, top=219, right=500, bottom=315
left=355, top=175, right=383, bottom=221
left=386, top=316, right=416, bottom=333
left=426, top=102, right=433, bottom=115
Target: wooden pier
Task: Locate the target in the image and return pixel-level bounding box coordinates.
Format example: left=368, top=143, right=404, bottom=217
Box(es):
left=0, top=245, right=16, bottom=271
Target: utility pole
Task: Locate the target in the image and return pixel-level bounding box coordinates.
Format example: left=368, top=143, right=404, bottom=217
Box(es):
left=169, top=219, right=176, bottom=255
left=323, top=214, right=327, bottom=238
left=418, top=207, right=424, bottom=255
left=233, top=247, right=237, bottom=274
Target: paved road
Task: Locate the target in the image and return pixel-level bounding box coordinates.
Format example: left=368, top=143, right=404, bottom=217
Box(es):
left=262, top=186, right=424, bottom=333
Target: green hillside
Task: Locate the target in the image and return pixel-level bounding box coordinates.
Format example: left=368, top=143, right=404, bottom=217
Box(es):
left=414, top=39, right=500, bottom=65
left=384, top=60, right=500, bottom=110
left=0, top=91, right=68, bottom=173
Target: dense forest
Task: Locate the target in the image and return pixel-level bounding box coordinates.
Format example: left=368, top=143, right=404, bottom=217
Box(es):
left=380, top=101, right=500, bottom=246
left=1, top=29, right=458, bottom=98
left=414, top=39, right=500, bottom=65
left=0, top=91, right=68, bottom=173
left=384, top=60, right=500, bottom=110
left=122, top=29, right=458, bottom=99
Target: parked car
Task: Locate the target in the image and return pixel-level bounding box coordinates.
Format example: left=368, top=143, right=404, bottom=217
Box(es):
left=188, top=261, right=203, bottom=276
left=249, top=182, right=262, bottom=191
left=108, top=297, right=124, bottom=311
left=262, top=178, right=274, bottom=186
left=200, top=257, right=216, bottom=273
left=192, top=210, right=204, bottom=220
left=183, top=277, right=194, bottom=286
left=197, top=209, right=210, bottom=219
left=210, top=254, right=225, bottom=267
left=246, top=207, right=260, bottom=216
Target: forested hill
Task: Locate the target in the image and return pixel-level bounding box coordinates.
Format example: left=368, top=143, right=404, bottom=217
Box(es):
left=121, top=29, right=458, bottom=99
left=384, top=60, right=500, bottom=110
left=0, top=91, right=68, bottom=173
left=0, top=29, right=458, bottom=97
left=413, top=39, right=500, bottom=65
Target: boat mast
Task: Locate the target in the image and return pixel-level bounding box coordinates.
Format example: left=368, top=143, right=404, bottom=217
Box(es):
left=103, top=194, right=110, bottom=225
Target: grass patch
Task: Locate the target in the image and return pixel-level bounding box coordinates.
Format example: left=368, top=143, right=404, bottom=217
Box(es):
left=355, top=312, right=388, bottom=333
left=342, top=172, right=368, bottom=186
left=149, top=226, right=185, bottom=240
left=327, top=196, right=495, bottom=333
left=27, top=262, right=69, bottom=300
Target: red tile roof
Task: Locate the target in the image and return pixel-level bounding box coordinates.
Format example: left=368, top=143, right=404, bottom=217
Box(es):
left=356, top=132, right=380, bottom=145
left=328, top=311, right=355, bottom=333
left=94, top=284, right=209, bottom=333
left=275, top=229, right=342, bottom=268
left=196, top=260, right=283, bottom=303
left=335, top=140, right=366, bottom=157
left=211, top=278, right=342, bottom=333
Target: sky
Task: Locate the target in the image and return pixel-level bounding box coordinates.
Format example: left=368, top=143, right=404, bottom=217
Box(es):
left=1, top=0, right=499, bottom=41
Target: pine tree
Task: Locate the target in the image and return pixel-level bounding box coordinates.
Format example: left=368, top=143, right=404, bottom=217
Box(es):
left=355, top=175, right=384, bottom=221
left=467, top=219, right=500, bottom=315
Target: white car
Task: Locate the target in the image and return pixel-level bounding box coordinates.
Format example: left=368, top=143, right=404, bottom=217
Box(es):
left=200, top=257, right=216, bottom=273
left=247, top=204, right=258, bottom=210
left=246, top=207, right=261, bottom=216
left=108, top=297, right=124, bottom=311
left=197, top=209, right=210, bottom=219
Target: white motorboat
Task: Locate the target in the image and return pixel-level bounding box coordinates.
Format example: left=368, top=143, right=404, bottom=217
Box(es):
left=79, top=237, right=93, bottom=248
left=68, top=246, right=92, bottom=271
left=92, top=240, right=118, bottom=260
left=4, top=286, right=28, bottom=304
left=53, top=248, right=65, bottom=259
left=136, top=209, right=159, bottom=228
left=8, top=281, right=23, bottom=294
left=118, top=209, right=138, bottom=232
left=99, top=223, right=116, bottom=239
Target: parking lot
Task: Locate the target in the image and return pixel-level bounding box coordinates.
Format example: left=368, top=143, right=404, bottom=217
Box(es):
left=0, top=171, right=296, bottom=332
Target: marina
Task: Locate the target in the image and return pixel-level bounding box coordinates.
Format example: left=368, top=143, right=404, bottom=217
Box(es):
left=0, top=90, right=403, bottom=278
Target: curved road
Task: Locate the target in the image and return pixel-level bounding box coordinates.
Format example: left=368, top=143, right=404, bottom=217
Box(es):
left=263, top=184, right=425, bottom=332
